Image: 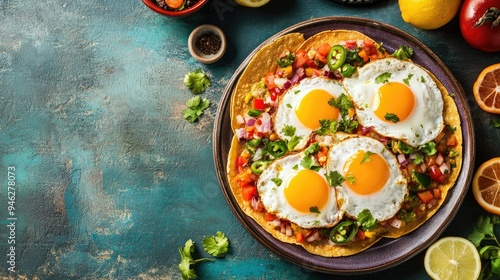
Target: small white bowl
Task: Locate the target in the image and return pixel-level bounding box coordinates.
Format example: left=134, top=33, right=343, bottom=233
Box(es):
left=188, top=24, right=226, bottom=64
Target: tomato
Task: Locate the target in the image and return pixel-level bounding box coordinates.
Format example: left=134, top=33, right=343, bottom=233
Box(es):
left=241, top=185, right=258, bottom=201
left=459, top=0, right=500, bottom=52
left=264, top=71, right=276, bottom=89
left=429, top=165, right=447, bottom=184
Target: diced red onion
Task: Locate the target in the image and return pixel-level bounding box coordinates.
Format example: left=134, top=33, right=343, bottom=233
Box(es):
left=357, top=39, right=364, bottom=47
left=256, top=113, right=272, bottom=134
left=397, top=154, right=408, bottom=167
left=290, top=73, right=300, bottom=84
left=280, top=223, right=286, bottom=234
left=272, top=219, right=281, bottom=228
left=235, top=128, right=246, bottom=140
left=390, top=219, right=403, bottom=229
left=436, top=153, right=444, bottom=166
left=409, top=153, right=417, bottom=160
left=285, top=225, right=293, bottom=237
left=420, top=163, right=427, bottom=173
left=427, top=199, right=437, bottom=209
left=378, top=137, right=389, bottom=146
left=305, top=231, right=320, bottom=243
left=361, top=126, right=373, bottom=135
left=251, top=196, right=260, bottom=210
left=283, top=81, right=292, bottom=89
left=236, top=115, right=245, bottom=124
left=439, top=163, right=449, bottom=174
left=296, top=67, right=305, bottom=78
left=274, top=77, right=288, bottom=89
left=246, top=118, right=256, bottom=127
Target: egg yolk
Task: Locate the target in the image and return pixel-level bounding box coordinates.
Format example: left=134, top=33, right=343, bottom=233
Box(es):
left=296, top=89, right=339, bottom=130
left=343, top=151, right=390, bottom=195
left=373, top=82, right=415, bottom=123
left=285, top=169, right=329, bottom=213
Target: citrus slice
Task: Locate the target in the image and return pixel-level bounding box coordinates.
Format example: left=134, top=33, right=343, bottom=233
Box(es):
left=473, top=63, right=500, bottom=114
left=424, top=236, right=481, bottom=280
left=234, top=0, right=270, bottom=7
left=472, top=157, right=500, bottom=215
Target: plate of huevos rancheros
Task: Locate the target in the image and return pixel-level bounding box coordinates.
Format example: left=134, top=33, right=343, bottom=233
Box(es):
left=213, top=16, right=475, bottom=274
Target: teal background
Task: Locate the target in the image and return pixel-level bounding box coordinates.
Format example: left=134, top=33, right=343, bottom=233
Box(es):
left=0, top=0, right=500, bottom=278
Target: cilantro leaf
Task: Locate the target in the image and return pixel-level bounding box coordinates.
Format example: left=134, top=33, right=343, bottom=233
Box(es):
left=282, top=125, right=296, bottom=137
left=392, top=45, right=414, bottom=60
left=203, top=231, right=230, bottom=258
left=316, top=119, right=338, bottom=135
left=183, top=96, right=210, bottom=123
left=304, top=143, right=320, bottom=156
left=301, top=155, right=320, bottom=171
left=491, top=118, right=500, bottom=128
left=468, top=215, right=500, bottom=279
left=357, top=209, right=378, bottom=231
left=339, top=117, right=358, bottom=133
left=178, top=239, right=213, bottom=280
left=347, top=174, right=356, bottom=185
left=184, top=69, right=211, bottom=94
left=419, top=142, right=437, bottom=156
left=328, top=93, right=353, bottom=117
left=286, top=136, right=301, bottom=151
left=403, top=73, right=414, bottom=86
left=276, top=50, right=295, bottom=68
left=360, top=151, right=374, bottom=164
left=326, top=171, right=345, bottom=187
left=271, top=177, right=282, bottom=187
left=375, top=72, right=392, bottom=84
left=384, top=113, right=400, bottom=123
left=310, top=206, right=321, bottom=214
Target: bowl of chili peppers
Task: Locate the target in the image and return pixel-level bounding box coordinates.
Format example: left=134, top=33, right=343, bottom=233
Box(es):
left=142, top=0, right=208, bottom=17
left=188, top=24, right=227, bottom=64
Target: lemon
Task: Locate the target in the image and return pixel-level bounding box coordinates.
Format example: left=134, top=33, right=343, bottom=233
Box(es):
left=235, top=0, right=270, bottom=7
left=424, top=236, right=481, bottom=280
left=398, top=0, right=461, bottom=30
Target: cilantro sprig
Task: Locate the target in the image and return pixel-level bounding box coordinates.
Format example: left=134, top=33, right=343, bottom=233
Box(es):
left=183, top=96, right=210, bottom=123
left=203, top=231, right=230, bottom=258
left=468, top=215, right=500, bottom=280
left=184, top=69, right=211, bottom=94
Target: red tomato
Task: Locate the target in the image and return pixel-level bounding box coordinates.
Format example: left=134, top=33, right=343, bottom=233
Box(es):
left=429, top=165, right=447, bottom=184
left=241, top=185, right=258, bottom=201
left=459, top=0, right=500, bottom=52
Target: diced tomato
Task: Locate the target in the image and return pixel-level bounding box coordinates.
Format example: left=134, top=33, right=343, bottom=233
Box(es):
left=253, top=98, right=265, bottom=111
left=346, top=40, right=357, bottom=49
left=433, top=188, right=442, bottom=200
left=314, top=52, right=327, bottom=64
left=236, top=156, right=249, bottom=168
left=446, top=135, right=458, bottom=147
left=429, top=165, right=447, bottom=184
left=265, top=71, right=276, bottom=90
left=241, top=185, right=258, bottom=201
left=295, top=231, right=305, bottom=243
left=356, top=229, right=366, bottom=241
left=363, top=39, right=374, bottom=48
left=306, top=59, right=319, bottom=69
left=369, top=54, right=378, bottom=61
left=317, top=43, right=331, bottom=57
left=265, top=212, right=277, bottom=221
left=417, top=190, right=434, bottom=204
left=293, top=49, right=308, bottom=68
left=358, top=48, right=369, bottom=62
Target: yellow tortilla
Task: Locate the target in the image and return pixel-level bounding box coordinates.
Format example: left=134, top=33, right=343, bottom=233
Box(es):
left=226, top=30, right=463, bottom=256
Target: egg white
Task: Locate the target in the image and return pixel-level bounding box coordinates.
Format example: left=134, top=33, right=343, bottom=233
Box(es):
left=343, top=58, right=444, bottom=147
left=326, top=136, right=407, bottom=222
left=274, top=77, right=346, bottom=151
left=257, top=151, right=344, bottom=228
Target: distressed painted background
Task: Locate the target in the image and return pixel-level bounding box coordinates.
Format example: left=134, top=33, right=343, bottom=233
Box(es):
left=1, top=0, right=499, bottom=279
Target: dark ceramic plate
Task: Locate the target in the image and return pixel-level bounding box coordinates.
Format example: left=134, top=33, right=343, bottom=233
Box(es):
left=213, top=16, right=475, bottom=274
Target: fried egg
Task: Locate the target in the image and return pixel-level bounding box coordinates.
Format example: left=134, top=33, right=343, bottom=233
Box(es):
left=343, top=58, right=444, bottom=147
left=274, top=77, right=345, bottom=151
left=257, top=150, right=344, bottom=228
left=326, top=136, right=407, bottom=221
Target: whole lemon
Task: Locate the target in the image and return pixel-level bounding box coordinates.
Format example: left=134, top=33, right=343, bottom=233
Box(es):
left=398, top=0, right=462, bottom=30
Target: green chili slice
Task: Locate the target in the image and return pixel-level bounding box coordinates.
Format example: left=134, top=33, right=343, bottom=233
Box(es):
left=329, top=221, right=358, bottom=244
left=339, top=63, right=356, bottom=77
left=248, top=109, right=262, bottom=117
left=327, top=45, right=347, bottom=70
left=251, top=160, right=269, bottom=175
left=268, top=140, right=287, bottom=158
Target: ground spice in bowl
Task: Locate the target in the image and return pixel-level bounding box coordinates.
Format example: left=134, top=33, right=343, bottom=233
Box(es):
left=195, top=32, right=222, bottom=55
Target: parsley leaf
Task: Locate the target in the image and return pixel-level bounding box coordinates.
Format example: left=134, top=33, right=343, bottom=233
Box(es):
left=183, top=96, right=210, bottom=123
left=326, top=171, right=346, bottom=187
left=184, top=69, right=211, bottom=95
left=384, top=113, right=400, bottom=123
left=392, top=45, right=414, bottom=60
left=203, top=231, right=230, bottom=258
left=178, top=239, right=214, bottom=280
left=361, top=151, right=374, bottom=164
left=357, top=209, right=378, bottom=231
left=375, top=72, right=392, bottom=84
left=491, top=118, right=500, bottom=128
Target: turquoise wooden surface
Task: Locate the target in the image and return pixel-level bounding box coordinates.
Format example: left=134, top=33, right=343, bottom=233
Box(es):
left=1, top=0, right=500, bottom=278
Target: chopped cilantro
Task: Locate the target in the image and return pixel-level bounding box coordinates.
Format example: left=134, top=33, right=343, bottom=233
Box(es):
left=276, top=51, right=295, bottom=68
left=301, top=155, right=321, bottom=171
left=412, top=153, right=425, bottom=165
left=392, top=45, right=414, bottom=60
left=375, top=72, right=392, bottom=84
left=282, top=125, right=296, bottom=137
left=403, top=73, right=414, bottom=86
left=304, top=143, right=320, bottom=156
left=310, top=206, right=321, bottom=214
left=183, top=96, right=210, bottom=123
left=339, top=118, right=359, bottom=133
left=347, top=174, right=356, bottom=185
left=326, top=171, right=346, bottom=187
left=184, top=69, right=211, bottom=95
left=286, top=136, right=301, bottom=151
left=203, top=231, right=229, bottom=258
left=398, top=140, right=416, bottom=154
left=384, top=113, right=400, bottom=123
left=361, top=151, right=374, bottom=164
left=316, top=119, right=338, bottom=135
left=271, top=177, right=282, bottom=187
left=419, top=142, right=437, bottom=156
left=420, top=76, right=426, bottom=83
left=178, top=239, right=214, bottom=280
left=328, top=93, right=353, bottom=117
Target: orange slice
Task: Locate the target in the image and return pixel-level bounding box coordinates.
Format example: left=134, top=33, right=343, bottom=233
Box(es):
left=472, top=157, right=500, bottom=215
left=473, top=63, right=500, bottom=114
